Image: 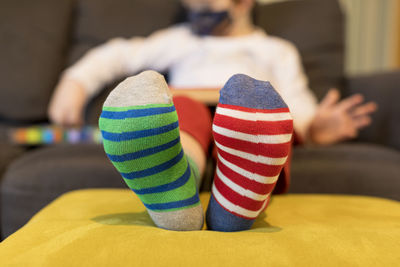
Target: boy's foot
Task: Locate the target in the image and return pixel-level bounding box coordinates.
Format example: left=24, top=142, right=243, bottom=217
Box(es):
left=99, top=70, right=203, bottom=231
left=206, top=74, right=293, bottom=231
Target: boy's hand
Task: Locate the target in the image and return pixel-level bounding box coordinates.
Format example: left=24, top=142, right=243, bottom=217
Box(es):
left=48, top=79, right=87, bottom=126
left=308, top=89, right=377, bottom=145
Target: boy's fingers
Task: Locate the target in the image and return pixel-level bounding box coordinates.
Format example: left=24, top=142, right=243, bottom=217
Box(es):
left=320, top=88, right=340, bottom=109
left=351, top=102, right=377, bottom=117
left=49, top=109, right=62, bottom=125
left=353, top=116, right=372, bottom=129
left=337, top=93, right=364, bottom=111
left=65, top=110, right=83, bottom=127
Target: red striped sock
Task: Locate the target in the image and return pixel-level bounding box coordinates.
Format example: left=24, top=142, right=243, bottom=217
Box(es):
left=206, top=74, right=293, bottom=231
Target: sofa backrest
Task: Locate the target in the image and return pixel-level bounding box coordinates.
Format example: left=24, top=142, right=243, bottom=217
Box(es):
left=0, top=0, right=344, bottom=125
left=0, top=0, right=73, bottom=124
left=67, top=0, right=183, bottom=65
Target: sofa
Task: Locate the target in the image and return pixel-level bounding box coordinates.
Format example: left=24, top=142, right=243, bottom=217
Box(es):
left=1, top=0, right=399, bottom=239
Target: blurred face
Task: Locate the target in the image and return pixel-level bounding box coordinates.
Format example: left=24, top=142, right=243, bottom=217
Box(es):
left=181, top=0, right=254, bottom=36
left=181, top=0, right=233, bottom=12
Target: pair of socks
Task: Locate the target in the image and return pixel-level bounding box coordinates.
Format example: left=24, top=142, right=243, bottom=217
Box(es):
left=99, top=70, right=293, bottom=232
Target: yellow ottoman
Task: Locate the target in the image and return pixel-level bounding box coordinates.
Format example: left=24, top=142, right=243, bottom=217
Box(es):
left=1, top=189, right=399, bottom=266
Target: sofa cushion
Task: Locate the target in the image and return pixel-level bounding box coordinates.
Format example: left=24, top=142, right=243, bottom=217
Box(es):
left=1, top=144, right=124, bottom=238
left=0, top=0, right=73, bottom=123
left=0, top=144, right=25, bottom=179
left=1, top=190, right=399, bottom=266
left=290, top=143, right=400, bottom=200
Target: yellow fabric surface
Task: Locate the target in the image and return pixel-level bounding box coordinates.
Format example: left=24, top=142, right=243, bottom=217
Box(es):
left=1, top=190, right=399, bottom=266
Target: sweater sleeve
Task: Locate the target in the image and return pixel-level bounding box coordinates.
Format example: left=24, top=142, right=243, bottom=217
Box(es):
left=62, top=26, right=191, bottom=97
left=270, top=40, right=318, bottom=140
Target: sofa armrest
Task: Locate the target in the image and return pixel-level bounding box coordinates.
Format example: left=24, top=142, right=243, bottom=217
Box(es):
left=344, top=70, right=400, bottom=150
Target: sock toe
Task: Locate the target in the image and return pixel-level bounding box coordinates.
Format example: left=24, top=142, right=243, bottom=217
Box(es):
left=148, top=205, right=204, bottom=231
left=206, top=195, right=254, bottom=232
left=103, top=70, right=172, bottom=108
left=219, top=74, right=288, bottom=110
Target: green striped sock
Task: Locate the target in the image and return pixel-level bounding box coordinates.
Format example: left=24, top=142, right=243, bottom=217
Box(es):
left=98, top=70, right=203, bottom=231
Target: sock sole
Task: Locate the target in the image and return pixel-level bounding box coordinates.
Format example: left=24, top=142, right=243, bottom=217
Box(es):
left=99, top=70, right=203, bottom=231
